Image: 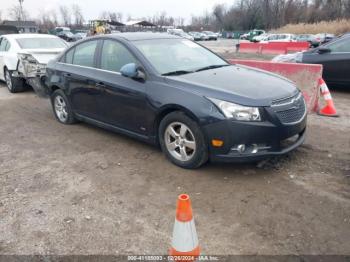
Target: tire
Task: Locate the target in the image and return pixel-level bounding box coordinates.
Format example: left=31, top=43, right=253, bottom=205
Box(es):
left=50, top=89, right=76, bottom=124
left=4, top=68, right=25, bottom=93
left=159, top=111, right=208, bottom=169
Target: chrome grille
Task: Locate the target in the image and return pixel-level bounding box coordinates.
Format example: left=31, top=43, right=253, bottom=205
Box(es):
left=272, top=93, right=299, bottom=106
left=272, top=93, right=306, bottom=124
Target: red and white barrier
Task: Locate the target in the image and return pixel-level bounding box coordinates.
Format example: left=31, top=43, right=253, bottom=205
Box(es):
left=229, top=59, right=322, bottom=113
left=238, top=42, right=310, bottom=55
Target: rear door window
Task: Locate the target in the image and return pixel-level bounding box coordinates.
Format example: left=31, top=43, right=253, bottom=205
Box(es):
left=72, top=40, right=98, bottom=67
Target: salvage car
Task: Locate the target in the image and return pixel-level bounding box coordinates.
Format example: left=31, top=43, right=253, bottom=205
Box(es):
left=0, top=34, right=68, bottom=93
left=45, top=33, right=306, bottom=169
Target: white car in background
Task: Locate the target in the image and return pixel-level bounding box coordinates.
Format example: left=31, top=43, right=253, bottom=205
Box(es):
left=0, top=34, right=68, bottom=94
left=252, top=33, right=269, bottom=42
left=260, top=34, right=296, bottom=43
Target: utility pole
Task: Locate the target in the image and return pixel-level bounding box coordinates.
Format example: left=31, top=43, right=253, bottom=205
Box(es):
left=19, top=0, right=24, bottom=21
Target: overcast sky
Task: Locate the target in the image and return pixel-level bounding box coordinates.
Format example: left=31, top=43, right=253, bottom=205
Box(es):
left=1, top=0, right=234, bottom=23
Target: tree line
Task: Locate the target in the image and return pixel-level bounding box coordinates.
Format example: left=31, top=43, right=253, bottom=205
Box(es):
left=207, top=0, right=350, bottom=31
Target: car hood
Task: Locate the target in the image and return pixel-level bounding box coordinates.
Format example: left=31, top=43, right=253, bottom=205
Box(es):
left=165, top=65, right=298, bottom=107
left=18, top=48, right=65, bottom=64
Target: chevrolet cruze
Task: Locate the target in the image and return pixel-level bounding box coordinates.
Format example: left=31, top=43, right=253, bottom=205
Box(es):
left=45, top=33, right=307, bottom=169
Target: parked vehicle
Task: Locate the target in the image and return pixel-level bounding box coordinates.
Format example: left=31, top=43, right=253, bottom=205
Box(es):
left=295, top=34, right=319, bottom=47
left=251, top=33, right=269, bottom=42
left=314, top=33, right=335, bottom=45
left=54, top=27, right=71, bottom=33
left=167, top=28, right=184, bottom=35
left=202, top=31, right=217, bottom=40
left=75, top=32, right=87, bottom=39
left=241, top=30, right=265, bottom=41
left=199, top=32, right=210, bottom=41
left=188, top=32, right=202, bottom=41
left=58, top=31, right=81, bottom=42
left=178, top=32, right=194, bottom=41
left=168, top=29, right=194, bottom=41
left=300, top=35, right=350, bottom=87
left=0, top=34, right=68, bottom=93
left=45, top=33, right=306, bottom=169
left=189, top=32, right=209, bottom=41
left=0, top=25, right=19, bottom=36
left=261, top=34, right=296, bottom=43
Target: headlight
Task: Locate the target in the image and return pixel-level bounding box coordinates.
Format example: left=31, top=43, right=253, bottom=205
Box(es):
left=208, top=97, right=261, bottom=121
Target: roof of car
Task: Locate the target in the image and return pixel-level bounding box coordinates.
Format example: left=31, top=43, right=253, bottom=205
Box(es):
left=3, top=33, right=60, bottom=39
left=102, top=32, right=180, bottom=41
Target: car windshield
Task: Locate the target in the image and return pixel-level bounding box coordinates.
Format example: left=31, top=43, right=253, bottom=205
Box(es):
left=133, top=39, right=228, bottom=75
left=16, top=38, right=67, bottom=49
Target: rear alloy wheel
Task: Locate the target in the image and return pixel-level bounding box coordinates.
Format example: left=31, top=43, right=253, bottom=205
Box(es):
left=51, top=89, right=76, bottom=124
left=4, top=69, right=25, bottom=93
left=159, top=111, right=208, bottom=169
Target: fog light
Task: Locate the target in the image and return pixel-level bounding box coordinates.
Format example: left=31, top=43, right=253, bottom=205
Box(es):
left=212, top=139, right=224, bottom=147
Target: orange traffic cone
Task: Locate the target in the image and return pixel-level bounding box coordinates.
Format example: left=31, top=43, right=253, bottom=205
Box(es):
left=318, top=78, right=339, bottom=117
left=169, top=194, right=200, bottom=262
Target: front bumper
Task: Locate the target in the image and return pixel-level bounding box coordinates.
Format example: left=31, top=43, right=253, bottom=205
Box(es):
left=203, top=113, right=307, bottom=163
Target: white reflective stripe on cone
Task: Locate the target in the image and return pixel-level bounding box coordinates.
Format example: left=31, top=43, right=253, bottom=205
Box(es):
left=320, top=84, right=333, bottom=100
left=320, top=84, right=329, bottom=92
left=323, top=94, right=332, bottom=100
left=171, top=219, right=199, bottom=252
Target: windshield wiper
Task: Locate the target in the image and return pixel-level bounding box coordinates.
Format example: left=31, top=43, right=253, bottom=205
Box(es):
left=195, top=64, right=230, bottom=72
left=162, top=70, right=194, bottom=76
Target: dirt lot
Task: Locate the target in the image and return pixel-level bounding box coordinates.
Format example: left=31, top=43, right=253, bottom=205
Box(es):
left=0, top=40, right=350, bottom=256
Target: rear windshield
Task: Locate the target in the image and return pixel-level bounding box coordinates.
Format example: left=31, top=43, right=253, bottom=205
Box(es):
left=16, top=38, right=67, bottom=49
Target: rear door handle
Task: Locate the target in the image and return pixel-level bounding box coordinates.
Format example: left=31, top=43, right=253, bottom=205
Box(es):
left=63, top=73, right=71, bottom=77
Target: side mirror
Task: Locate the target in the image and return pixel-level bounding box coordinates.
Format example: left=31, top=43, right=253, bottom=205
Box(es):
left=120, top=63, right=146, bottom=80
left=317, top=47, right=331, bottom=54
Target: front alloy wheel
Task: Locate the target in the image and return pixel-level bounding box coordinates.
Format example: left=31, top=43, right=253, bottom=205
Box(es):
left=165, top=122, right=196, bottom=161
left=159, top=111, right=208, bottom=169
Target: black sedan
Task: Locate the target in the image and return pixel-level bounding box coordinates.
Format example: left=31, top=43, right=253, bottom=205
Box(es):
left=45, top=33, right=306, bottom=169
left=301, top=35, right=350, bottom=87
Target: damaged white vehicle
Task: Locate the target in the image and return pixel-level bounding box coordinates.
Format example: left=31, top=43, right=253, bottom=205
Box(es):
left=0, top=34, right=68, bottom=94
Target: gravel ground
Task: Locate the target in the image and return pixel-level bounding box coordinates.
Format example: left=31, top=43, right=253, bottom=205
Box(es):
left=0, top=40, right=349, bottom=256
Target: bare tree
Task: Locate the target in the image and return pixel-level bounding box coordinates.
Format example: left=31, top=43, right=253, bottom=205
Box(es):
left=36, top=8, right=59, bottom=32
left=99, top=11, right=122, bottom=21
left=59, top=5, right=71, bottom=26
left=72, top=4, right=84, bottom=27
left=8, top=4, right=28, bottom=21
